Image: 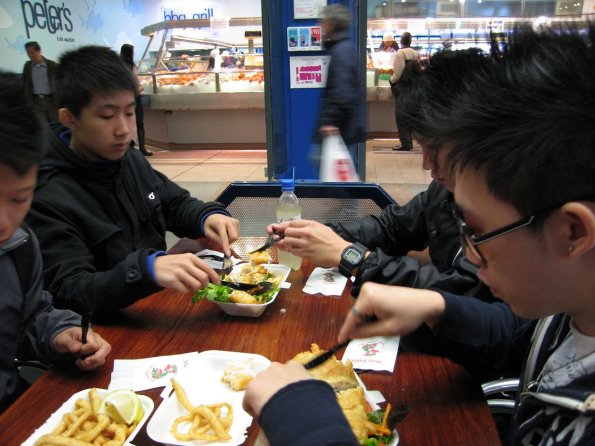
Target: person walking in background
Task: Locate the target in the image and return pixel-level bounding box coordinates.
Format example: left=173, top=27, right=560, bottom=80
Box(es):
left=389, top=32, right=419, bottom=151
left=310, top=4, right=366, bottom=175
left=120, top=43, right=152, bottom=156
left=22, top=41, right=58, bottom=123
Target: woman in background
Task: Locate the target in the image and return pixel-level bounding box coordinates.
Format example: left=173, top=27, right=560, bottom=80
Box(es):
left=120, top=44, right=152, bottom=156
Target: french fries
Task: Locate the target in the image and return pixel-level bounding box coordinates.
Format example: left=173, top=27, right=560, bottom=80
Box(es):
left=33, top=388, right=138, bottom=446
left=170, top=378, right=234, bottom=441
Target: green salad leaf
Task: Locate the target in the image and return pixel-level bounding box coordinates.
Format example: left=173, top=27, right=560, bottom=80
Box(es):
left=192, top=284, right=232, bottom=303
left=192, top=283, right=280, bottom=304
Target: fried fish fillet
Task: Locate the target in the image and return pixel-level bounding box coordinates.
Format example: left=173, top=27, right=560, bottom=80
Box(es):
left=292, top=344, right=359, bottom=392
left=337, top=387, right=369, bottom=444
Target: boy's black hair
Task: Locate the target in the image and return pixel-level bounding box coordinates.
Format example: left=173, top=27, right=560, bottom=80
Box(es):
left=444, top=23, right=595, bottom=217
left=120, top=43, right=134, bottom=69
left=0, top=72, right=45, bottom=175
left=397, top=48, right=493, bottom=167
left=53, top=45, right=137, bottom=117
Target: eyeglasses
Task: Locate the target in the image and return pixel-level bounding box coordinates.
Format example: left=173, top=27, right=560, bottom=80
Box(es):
left=452, top=208, right=535, bottom=264
left=452, top=195, right=595, bottom=265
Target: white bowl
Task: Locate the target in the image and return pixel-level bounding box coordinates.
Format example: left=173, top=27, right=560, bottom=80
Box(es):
left=215, top=264, right=290, bottom=317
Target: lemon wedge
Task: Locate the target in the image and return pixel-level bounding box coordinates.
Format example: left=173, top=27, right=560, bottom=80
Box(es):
left=98, top=389, right=143, bottom=425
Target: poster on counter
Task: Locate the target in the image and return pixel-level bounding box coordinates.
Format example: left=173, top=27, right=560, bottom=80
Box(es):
left=299, top=27, right=311, bottom=49
left=294, top=0, right=327, bottom=19
left=289, top=55, right=331, bottom=89
left=288, top=27, right=299, bottom=51
left=310, top=26, right=322, bottom=50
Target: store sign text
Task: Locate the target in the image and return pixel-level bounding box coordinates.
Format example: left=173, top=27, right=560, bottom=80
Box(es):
left=163, top=8, right=215, bottom=20
left=20, top=0, right=73, bottom=39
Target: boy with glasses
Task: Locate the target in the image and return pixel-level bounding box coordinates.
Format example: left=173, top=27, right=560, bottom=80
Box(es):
left=243, top=24, right=595, bottom=445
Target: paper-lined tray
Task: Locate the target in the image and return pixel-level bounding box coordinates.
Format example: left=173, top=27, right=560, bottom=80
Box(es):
left=22, top=388, right=154, bottom=446
left=147, top=350, right=271, bottom=445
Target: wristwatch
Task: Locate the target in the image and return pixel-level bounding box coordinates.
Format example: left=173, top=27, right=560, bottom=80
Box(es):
left=338, top=242, right=367, bottom=278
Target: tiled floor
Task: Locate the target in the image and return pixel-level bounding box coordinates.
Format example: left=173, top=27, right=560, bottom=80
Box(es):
left=148, top=138, right=432, bottom=206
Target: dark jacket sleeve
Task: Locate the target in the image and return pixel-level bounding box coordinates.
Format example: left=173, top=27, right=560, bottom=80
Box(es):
left=27, top=197, right=163, bottom=314
left=259, top=380, right=359, bottom=446
left=149, top=166, right=229, bottom=239
left=402, top=291, right=534, bottom=379
left=330, top=182, right=487, bottom=298
left=19, top=229, right=82, bottom=362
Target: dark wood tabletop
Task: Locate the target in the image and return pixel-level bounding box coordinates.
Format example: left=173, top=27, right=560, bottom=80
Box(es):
left=0, top=238, right=501, bottom=445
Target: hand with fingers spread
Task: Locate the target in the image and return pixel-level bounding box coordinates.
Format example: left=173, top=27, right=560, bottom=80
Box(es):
left=53, top=327, right=111, bottom=371
left=204, top=214, right=240, bottom=256
left=338, top=282, right=446, bottom=343
left=154, top=253, right=220, bottom=293
left=267, top=220, right=351, bottom=268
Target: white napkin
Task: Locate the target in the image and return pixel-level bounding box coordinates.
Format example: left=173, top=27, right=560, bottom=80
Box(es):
left=109, top=352, right=200, bottom=392
left=302, top=267, right=347, bottom=298
left=342, top=336, right=400, bottom=372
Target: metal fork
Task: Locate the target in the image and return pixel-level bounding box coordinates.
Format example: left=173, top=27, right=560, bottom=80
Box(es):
left=222, top=253, right=233, bottom=276
left=249, top=231, right=286, bottom=254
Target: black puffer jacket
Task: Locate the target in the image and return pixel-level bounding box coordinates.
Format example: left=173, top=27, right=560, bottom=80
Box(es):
left=329, top=180, right=494, bottom=300
left=27, top=125, right=229, bottom=314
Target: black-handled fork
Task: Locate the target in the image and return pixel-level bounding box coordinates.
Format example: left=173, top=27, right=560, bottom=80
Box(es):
left=249, top=231, right=286, bottom=254
left=80, top=311, right=92, bottom=359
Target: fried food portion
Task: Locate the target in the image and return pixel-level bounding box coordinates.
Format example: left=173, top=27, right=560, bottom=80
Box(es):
left=33, top=388, right=138, bottom=446
left=228, top=290, right=260, bottom=304
left=337, top=387, right=369, bottom=444
left=221, top=363, right=254, bottom=391
left=170, top=378, right=233, bottom=441
left=293, top=343, right=359, bottom=392
left=249, top=250, right=271, bottom=265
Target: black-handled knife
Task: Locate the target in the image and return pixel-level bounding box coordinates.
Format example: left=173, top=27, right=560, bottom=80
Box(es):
left=303, top=340, right=350, bottom=370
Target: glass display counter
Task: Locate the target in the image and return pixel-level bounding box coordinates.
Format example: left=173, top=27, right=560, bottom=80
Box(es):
left=136, top=18, right=266, bottom=146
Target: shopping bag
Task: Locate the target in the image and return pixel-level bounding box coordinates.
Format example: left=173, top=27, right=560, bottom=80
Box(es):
left=320, top=134, right=359, bottom=182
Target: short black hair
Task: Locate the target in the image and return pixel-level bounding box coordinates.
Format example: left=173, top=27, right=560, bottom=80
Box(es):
left=120, top=43, right=134, bottom=69
left=445, top=24, right=595, bottom=216
left=401, top=32, right=412, bottom=46
left=25, top=41, right=40, bottom=51
left=53, top=45, right=137, bottom=117
left=0, top=72, right=45, bottom=175
left=398, top=48, right=492, bottom=163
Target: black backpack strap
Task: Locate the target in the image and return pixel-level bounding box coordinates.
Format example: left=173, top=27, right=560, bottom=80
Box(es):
left=10, top=224, right=35, bottom=294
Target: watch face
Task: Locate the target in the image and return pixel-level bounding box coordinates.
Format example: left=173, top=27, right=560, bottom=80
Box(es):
left=344, top=247, right=363, bottom=263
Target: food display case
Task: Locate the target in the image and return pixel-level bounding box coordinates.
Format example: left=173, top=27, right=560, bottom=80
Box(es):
left=138, top=18, right=266, bottom=146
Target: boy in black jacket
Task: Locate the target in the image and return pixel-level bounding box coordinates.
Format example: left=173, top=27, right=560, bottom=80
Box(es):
left=0, top=72, right=110, bottom=412
left=26, top=46, right=239, bottom=315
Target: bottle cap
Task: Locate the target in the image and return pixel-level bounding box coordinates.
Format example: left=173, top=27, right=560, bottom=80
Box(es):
left=280, top=179, right=294, bottom=192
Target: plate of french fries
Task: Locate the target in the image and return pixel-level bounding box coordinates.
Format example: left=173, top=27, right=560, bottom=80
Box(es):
left=147, top=350, right=271, bottom=445
left=22, top=387, right=154, bottom=446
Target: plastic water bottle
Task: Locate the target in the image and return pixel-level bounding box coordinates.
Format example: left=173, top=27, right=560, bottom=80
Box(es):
left=276, top=178, right=302, bottom=270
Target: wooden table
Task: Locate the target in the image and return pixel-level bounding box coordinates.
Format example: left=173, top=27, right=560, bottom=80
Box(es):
left=0, top=238, right=501, bottom=445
